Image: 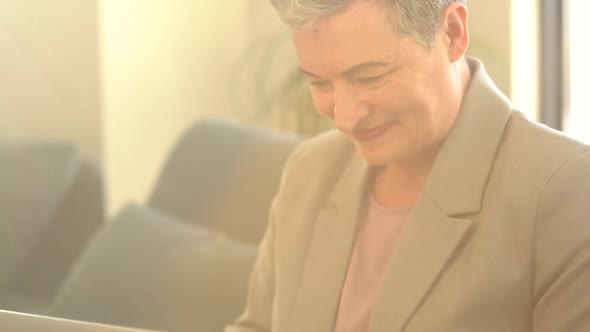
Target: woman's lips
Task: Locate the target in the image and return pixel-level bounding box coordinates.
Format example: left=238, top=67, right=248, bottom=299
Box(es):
left=352, top=122, right=396, bottom=141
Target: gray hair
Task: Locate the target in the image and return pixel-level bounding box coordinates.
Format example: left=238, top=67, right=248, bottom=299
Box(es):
left=270, top=0, right=467, bottom=49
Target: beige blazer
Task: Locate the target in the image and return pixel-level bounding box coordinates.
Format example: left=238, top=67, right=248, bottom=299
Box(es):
left=225, top=58, right=590, bottom=332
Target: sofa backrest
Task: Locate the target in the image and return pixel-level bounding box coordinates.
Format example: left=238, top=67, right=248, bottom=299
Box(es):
left=147, top=118, right=303, bottom=245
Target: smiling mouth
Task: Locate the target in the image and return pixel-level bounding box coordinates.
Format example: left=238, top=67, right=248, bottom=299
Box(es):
left=352, top=122, right=396, bottom=141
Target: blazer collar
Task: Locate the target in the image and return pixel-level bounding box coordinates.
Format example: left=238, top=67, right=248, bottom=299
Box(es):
left=424, top=56, right=512, bottom=216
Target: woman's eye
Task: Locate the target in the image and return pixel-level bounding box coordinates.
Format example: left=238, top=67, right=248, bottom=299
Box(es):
left=357, top=74, right=386, bottom=84
left=310, top=81, right=332, bottom=90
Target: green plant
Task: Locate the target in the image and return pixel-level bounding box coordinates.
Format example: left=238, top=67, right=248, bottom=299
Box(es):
left=230, top=31, right=331, bottom=136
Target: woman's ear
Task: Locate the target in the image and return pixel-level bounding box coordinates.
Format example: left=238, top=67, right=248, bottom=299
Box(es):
left=442, top=2, right=469, bottom=62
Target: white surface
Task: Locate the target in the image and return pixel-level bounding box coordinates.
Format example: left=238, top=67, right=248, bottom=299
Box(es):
left=0, top=310, right=160, bottom=332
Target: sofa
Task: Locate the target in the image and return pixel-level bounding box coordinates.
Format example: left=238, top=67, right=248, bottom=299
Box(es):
left=0, top=118, right=304, bottom=332
left=0, top=139, right=104, bottom=313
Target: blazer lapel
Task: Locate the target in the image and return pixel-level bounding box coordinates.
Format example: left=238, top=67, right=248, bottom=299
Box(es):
left=370, top=57, right=513, bottom=331
left=288, top=151, right=371, bottom=332
left=369, top=195, right=473, bottom=331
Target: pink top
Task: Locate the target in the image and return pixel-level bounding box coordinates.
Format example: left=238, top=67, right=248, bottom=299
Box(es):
left=334, top=196, right=413, bottom=332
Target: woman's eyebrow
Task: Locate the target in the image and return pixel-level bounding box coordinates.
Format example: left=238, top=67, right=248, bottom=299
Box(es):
left=299, top=61, right=391, bottom=78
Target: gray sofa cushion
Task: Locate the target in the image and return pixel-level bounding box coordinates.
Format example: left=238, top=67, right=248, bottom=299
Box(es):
left=147, top=118, right=301, bottom=245
left=50, top=203, right=258, bottom=332
left=0, top=141, right=79, bottom=289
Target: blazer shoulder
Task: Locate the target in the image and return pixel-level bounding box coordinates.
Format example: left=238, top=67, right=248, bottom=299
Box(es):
left=503, top=112, right=590, bottom=169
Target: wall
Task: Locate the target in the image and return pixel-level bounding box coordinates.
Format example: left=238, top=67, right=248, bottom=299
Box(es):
left=467, top=0, right=512, bottom=97
left=511, top=0, right=540, bottom=120
left=101, top=1, right=294, bottom=213
left=0, top=0, right=101, bottom=162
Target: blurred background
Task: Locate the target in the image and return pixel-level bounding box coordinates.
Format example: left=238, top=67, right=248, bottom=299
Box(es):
left=0, top=0, right=587, bottom=214
left=2, top=1, right=590, bottom=331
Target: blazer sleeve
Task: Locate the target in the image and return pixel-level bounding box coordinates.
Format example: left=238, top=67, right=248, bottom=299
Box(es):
left=533, top=151, right=590, bottom=331
left=224, top=198, right=277, bottom=332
